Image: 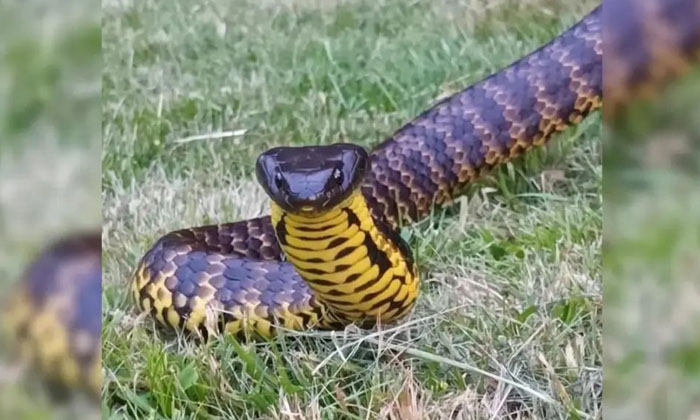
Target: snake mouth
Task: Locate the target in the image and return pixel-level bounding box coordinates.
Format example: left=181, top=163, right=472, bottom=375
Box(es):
left=255, top=143, right=369, bottom=215
left=297, top=204, right=328, bottom=215
left=279, top=191, right=338, bottom=216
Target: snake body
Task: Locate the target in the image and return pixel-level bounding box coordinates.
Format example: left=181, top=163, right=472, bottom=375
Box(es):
left=131, top=5, right=603, bottom=337
left=2, top=234, right=102, bottom=397
left=269, top=191, right=419, bottom=327
left=604, top=0, right=700, bottom=118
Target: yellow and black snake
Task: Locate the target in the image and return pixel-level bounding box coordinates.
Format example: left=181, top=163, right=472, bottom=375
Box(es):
left=2, top=233, right=102, bottom=397
left=130, top=5, right=603, bottom=338
left=6, top=0, right=700, bottom=397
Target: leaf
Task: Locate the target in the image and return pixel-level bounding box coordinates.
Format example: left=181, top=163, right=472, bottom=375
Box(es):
left=517, top=305, right=538, bottom=324
left=179, top=363, right=199, bottom=391
left=489, top=244, right=506, bottom=260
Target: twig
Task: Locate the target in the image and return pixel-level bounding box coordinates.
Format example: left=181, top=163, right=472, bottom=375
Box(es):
left=173, top=129, right=247, bottom=144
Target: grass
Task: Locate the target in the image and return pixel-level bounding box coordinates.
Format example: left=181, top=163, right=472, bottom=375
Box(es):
left=102, top=0, right=602, bottom=418
left=603, top=71, right=700, bottom=419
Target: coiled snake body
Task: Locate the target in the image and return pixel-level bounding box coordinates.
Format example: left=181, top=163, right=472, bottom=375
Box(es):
left=131, top=6, right=603, bottom=338
left=2, top=234, right=102, bottom=396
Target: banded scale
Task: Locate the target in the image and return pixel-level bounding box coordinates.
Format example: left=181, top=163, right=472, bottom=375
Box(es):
left=270, top=191, right=418, bottom=326
left=2, top=233, right=102, bottom=397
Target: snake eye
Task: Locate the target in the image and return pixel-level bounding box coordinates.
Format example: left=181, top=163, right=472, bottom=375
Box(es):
left=332, top=168, right=343, bottom=185
left=274, top=171, right=285, bottom=189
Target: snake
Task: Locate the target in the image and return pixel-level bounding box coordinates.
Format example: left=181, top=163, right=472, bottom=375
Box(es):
left=604, top=0, right=700, bottom=119
left=2, top=233, right=102, bottom=397
left=129, top=5, right=603, bottom=338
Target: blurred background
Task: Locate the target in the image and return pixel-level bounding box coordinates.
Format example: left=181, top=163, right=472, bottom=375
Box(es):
left=603, top=0, right=700, bottom=418
left=0, top=0, right=100, bottom=418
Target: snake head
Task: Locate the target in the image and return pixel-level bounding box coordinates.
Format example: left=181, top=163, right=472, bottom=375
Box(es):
left=255, top=143, right=369, bottom=215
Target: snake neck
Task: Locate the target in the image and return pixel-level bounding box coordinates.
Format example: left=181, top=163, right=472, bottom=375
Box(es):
left=270, top=191, right=419, bottom=326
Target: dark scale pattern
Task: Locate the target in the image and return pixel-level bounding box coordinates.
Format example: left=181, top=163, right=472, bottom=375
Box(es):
left=363, top=5, right=603, bottom=228
left=162, top=216, right=283, bottom=261
left=132, top=5, right=605, bottom=337
left=132, top=222, right=325, bottom=336
left=604, top=0, right=700, bottom=118
left=2, top=233, right=102, bottom=397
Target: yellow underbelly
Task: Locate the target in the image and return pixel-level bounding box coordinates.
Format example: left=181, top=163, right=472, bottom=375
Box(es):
left=270, top=191, right=419, bottom=325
